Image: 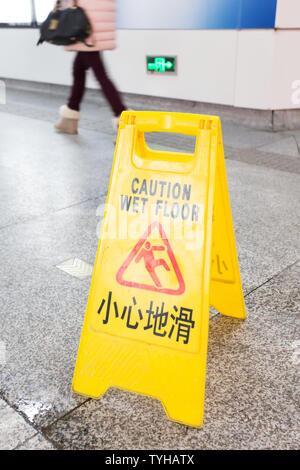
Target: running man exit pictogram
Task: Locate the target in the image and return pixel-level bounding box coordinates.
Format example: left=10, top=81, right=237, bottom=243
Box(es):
left=116, top=222, right=185, bottom=295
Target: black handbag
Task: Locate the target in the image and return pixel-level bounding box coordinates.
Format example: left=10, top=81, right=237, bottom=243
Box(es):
left=37, top=0, right=93, bottom=47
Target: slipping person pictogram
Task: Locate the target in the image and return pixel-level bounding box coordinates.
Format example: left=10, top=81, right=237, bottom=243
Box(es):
left=116, top=222, right=185, bottom=295
left=135, top=241, right=171, bottom=288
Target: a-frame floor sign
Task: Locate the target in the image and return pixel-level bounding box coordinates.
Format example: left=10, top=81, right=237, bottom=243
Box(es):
left=72, top=111, right=246, bottom=428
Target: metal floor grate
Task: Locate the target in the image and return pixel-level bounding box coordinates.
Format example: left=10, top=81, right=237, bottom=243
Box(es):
left=56, top=258, right=93, bottom=279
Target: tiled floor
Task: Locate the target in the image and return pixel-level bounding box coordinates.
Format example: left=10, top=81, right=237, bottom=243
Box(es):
left=0, top=86, right=299, bottom=449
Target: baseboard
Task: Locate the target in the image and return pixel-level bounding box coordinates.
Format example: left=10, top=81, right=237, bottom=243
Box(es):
left=2, top=77, right=300, bottom=131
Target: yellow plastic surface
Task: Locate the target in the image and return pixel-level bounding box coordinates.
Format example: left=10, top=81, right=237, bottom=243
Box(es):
left=72, top=111, right=246, bottom=428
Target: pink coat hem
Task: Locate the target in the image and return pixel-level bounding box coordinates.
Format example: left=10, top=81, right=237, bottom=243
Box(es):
left=64, top=0, right=116, bottom=52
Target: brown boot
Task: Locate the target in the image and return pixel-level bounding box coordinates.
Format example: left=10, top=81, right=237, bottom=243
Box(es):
left=54, top=105, right=80, bottom=134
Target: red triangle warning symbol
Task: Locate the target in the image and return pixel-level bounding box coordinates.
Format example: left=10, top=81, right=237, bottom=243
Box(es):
left=116, top=222, right=185, bottom=295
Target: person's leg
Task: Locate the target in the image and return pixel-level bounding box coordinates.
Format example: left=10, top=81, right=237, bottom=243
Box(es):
left=55, top=53, right=86, bottom=134
left=87, top=51, right=126, bottom=117
left=68, top=52, right=87, bottom=111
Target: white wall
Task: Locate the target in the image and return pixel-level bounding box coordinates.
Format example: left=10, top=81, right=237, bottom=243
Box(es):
left=0, top=25, right=299, bottom=111
left=271, top=30, right=300, bottom=109
left=0, top=28, right=238, bottom=106
left=0, top=29, right=73, bottom=86
left=276, top=0, right=300, bottom=28
left=234, top=30, right=275, bottom=109
left=106, top=30, right=237, bottom=105
left=273, top=0, right=300, bottom=109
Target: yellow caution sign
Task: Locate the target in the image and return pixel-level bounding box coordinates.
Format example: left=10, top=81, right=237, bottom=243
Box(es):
left=72, top=111, right=246, bottom=428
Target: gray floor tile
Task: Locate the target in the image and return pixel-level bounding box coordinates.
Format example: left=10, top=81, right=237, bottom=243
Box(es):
left=0, top=164, right=39, bottom=228
left=209, top=309, right=299, bottom=354
left=44, top=389, right=189, bottom=450
left=16, top=433, right=56, bottom=450
left=221, top=121, right=285, bottom=150
left=0, top=399, right=35, bottom=450
left=43, top=334, right=299, bottom=450
left=6, top=85, right=113, bottom=121
left=258, top=136, right=300, bottom=157
left=0, top=112, right=114, bottom=228
left=180, top=340, right=299, bottom=450
left=246, top=261, right=300, bottom=314
left=225, top=147, right=300, bottom=174
left=209, top=261, right=300, bottom=351
left=0, top=198, right=102, bottom=275
left=0, top=265, right=91, bottom=427
left=225, top=160, right=300, bottom=292
left=0, top=199, right=103, bottom=427
left=285, top=129, right=300, bottom=150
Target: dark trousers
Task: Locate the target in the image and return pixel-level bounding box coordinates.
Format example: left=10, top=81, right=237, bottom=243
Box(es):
left=68, top=51, right=126, bottom=116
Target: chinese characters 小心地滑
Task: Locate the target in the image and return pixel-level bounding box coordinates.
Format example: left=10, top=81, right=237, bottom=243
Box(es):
left=97, top=291, right=195, bottom=345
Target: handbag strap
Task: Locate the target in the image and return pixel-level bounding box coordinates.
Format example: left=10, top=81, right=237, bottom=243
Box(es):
left=54, top=0, right=78, bottom=11
left=54, top=1, right=61, bottom=11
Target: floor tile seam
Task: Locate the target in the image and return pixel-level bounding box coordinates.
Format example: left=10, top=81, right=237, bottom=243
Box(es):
left=0, top=391, right=60, bottom=449
left=0, top=195, right=105, bottom=233
left=243, top=260, right=300, bottom=299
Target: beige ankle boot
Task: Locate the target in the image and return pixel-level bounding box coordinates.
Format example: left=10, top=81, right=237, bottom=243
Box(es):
left=55, top=105, right=80, bottom=134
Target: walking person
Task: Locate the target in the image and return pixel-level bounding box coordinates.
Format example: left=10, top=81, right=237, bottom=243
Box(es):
left=55, top=0, right=127, bottom=134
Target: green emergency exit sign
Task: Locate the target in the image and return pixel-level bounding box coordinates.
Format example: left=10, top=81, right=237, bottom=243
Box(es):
left=147, top=56, right=177, bottom=74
